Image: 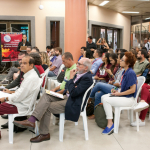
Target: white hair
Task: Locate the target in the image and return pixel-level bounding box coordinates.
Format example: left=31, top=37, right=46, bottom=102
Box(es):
left=82, top=58, right=92, bottom=72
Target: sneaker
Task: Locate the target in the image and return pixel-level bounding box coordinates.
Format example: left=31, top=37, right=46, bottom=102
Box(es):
left=0, top=80, right=9, bottom=85
left=134, top=102, right=149, bottom=112
left=131, top=119, right=145, bottom=127
left=102, top=124, right=114, bottom=135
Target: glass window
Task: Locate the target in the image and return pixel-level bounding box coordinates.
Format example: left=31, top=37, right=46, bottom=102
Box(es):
left=107, top=29, right=113, bottom=48
left=0, top=24, right=6, bottom=32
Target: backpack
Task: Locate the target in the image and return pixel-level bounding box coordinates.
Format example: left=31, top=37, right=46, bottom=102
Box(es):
left=14, top=116, right=27, bottom=133
left=57, top=67, right=67, bottom=83
left=86, top=99, right=94, bottom=116
left=94, top=103, right=114, bottom=129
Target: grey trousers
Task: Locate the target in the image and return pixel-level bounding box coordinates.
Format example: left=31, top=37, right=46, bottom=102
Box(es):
left=6, top=67, right=19, bottom=81
left=32, top=93, right=68, bottom=134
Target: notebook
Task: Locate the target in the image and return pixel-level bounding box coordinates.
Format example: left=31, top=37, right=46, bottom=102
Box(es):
left=46, top=90, right=64, bottom=99
left=0, top=91, right=10, bottom=98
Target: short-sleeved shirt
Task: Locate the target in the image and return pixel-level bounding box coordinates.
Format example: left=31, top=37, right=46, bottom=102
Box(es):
left=86, top=41, right=97, bottom=51
left=121, top=68, right=137, bottom=98
left=134, top=59, right=149, bottom=75
left=60, top=63, right=76, bottom=90
left=91, top=58, right=103, bottom=76
left=51, top=55, right=62, bottom=75
left=78, top=55, right=83, bottom=61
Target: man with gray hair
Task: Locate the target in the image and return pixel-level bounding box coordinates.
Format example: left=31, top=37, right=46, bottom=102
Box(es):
left=13, top=57, right=93, bottom=143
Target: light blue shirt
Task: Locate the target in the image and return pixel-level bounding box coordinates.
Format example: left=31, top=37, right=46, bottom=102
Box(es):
left=91, top=57, right=103, bottom=76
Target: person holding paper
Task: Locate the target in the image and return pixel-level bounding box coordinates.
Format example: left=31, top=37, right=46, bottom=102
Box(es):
left=13, top=57, right=93, bottom=143
left=0, top=56, right=41, bottom=139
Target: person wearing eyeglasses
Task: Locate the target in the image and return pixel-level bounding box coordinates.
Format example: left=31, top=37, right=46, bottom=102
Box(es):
left=13, top=57, right=93, bottom=143
left=101, top=52, right=137, bottom=135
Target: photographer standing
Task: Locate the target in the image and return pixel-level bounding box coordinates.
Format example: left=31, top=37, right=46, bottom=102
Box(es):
left=96, top=38, right=109, bottom=53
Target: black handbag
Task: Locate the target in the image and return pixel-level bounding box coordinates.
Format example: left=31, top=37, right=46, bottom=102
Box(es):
left=86, top=99, right=94, bottom=116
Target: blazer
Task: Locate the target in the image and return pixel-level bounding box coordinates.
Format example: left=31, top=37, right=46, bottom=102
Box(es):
left=64, top=71, right=93, bottom=122
left=17, top=41, right=31, bottom=51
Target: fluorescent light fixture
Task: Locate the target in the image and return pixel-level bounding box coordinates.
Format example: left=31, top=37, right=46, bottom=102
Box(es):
left=99, top=1, right=109, bottom=6
left=145, top=17, right=150, bottom=20
left=122, top=11, right=139, bottom=14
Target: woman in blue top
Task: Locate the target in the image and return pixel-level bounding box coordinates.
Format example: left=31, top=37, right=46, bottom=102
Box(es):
left=101, top=52, right=137, bottom=135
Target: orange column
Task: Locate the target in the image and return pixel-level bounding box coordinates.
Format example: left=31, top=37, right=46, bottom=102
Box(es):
left=65, top=0, right=87, bottom=62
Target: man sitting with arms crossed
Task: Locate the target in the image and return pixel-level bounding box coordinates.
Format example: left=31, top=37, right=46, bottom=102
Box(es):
left=0, top=56, right=41, bottom=138
left=13, top=57, right=93, bottom=143
left=134, top=49, right=149, bottom=77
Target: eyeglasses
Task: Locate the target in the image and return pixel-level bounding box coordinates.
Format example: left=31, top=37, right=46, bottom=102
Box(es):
left=120, top=59, right=125, bottom=62
left=77, top=62, right=85, bottom=66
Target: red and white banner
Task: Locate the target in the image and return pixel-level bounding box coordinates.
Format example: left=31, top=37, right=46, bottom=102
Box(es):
left=0, top=33, right=22, bottom=62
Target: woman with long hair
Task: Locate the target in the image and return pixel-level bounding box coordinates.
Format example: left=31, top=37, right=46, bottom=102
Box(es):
left=40, top=52, right=50, bottom=71
left=96, top=38, right=109, bottom=53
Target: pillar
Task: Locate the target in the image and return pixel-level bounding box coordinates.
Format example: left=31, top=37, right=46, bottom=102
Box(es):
left=65, top=0, right=87, bottom=62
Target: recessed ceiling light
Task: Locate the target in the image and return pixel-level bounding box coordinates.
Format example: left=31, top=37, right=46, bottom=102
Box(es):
left=99, top=1, right=109, bottom=6
left=122, top=11, right=139, bottom=14
left=145, top=17, right=150, bottom=20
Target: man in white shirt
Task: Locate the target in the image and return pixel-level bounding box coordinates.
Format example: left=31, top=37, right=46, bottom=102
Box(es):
left=145, top=37, right=150, bottom=51
left=0, top=56, right=41, bottom=116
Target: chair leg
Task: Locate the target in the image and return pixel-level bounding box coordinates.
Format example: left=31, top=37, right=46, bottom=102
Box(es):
left=136, top=112, right=139, bottom=132
left=82, top=112, right=88, bottom=140
left=114, top=107, right=121, bottom=133
left=130, top=110, right=134, bottom=124
left=8, top=114, right=14, bottom=144
left=59, top=113, right=65, bottom=142
left=35, top=121, right=39, bottom=136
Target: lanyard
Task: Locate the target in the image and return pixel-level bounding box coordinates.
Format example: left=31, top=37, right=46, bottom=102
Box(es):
left=120, top=72, right=125, bottom=86
left=92, top=57, right=101, bottom=64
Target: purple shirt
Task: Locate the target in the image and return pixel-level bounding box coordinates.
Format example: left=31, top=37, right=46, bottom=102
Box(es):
left=51, top=55, right=62, bottom=75
left=74, top=72, right=87, bottom=83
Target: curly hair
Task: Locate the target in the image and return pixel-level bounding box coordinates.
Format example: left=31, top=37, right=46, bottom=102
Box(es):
left=40, top=52, right=50, bottom=67
left=124, top=52, right=136, bottom=68
left=29, top=52, right=42, bottom=65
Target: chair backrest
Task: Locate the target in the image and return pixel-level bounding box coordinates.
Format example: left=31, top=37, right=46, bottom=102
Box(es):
left=57, top=64, right=65, bottom=77
left=135, top=76, right=145, bottom=101
left=24, top=78, right=42, bottom=115
left=81, top=81, right=95, bottom=112
left=42, top=68, right=49, bottom=90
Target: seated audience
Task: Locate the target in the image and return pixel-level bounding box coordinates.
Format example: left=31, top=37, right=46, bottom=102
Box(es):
left=148, top=49, right=150, bottom=56
left=46, top=46, right=51, bottom=55
left=26, top=46, right=32, bottom=54
left=101, top=52, right=137, bottom=134
left=78, top=47, right=87, bottom=61
left=130, top=49, right=137, bottom=58
left=40, top=52, right=50, bottom=71
left=86, top=36, right=97, bottom=53
left=118, top=49, right=127, bottom=54
left=94, top=53, right=111, bottom=82
left=29, top=53, right=44, bottom=75
left=51, top=52, right=76, bottom=94
left=90, top=49, right=103, bottom=76
left=0, top=52, right=25, bottom=85
left=48, top=47, right=62, bottom=77
left=0, top=56, right=41, bottom=138
left=96, top=38, right=109, bottom=53
left=134, top=49, right=149, bottom=77
left=13, top=57, right=93, bottom=143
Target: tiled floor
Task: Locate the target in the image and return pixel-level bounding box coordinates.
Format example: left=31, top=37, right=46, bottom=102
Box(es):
left=0, top=112, right=150, bottom=150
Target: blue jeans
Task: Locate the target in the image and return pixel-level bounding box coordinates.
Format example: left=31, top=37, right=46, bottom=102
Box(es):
left=90, top=82, right=116, bottom=107
left=48, top=71, right=57, bottom=77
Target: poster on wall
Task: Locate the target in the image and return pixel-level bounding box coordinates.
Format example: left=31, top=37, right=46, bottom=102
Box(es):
left=0, top=33, right=22, bottom=62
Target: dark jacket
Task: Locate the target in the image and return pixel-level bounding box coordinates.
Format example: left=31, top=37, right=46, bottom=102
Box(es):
left=64, top=71, right=93, bottom=122
left=6, top=66, right=40, bottom=89
left=17, top=41, right=31, bottom=51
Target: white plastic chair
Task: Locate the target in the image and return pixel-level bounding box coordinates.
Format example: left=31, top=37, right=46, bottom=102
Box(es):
left=59, top=82, right=94, bottom=142
left=8, top=78, right=43, bottom=144
left=47, top=64, right=65, bottom=90
left=114, top=76, right=145, bottom=133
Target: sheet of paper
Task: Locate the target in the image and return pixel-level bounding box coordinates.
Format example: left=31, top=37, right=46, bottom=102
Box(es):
left=46, top=90, right=64, bottom=99
left=0, top=91, right=10, bottom=98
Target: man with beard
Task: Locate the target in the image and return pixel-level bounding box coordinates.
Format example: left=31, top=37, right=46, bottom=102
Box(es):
left=134, top=49, right=149, bottom=77
left=48, top=47, right=62, bottom=77
left=13, top=57, right=93, bottom=143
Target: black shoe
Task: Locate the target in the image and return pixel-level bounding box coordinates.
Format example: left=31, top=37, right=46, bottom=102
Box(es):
left=1, top=122, right=8, bottom=129
left=1, top=115, right=8, bottom=119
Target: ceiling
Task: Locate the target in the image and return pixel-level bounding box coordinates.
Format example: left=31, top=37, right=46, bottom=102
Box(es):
left=88, top=0, right=150, bottom=19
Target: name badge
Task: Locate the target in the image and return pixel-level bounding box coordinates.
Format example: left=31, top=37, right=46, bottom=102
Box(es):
left=99, top=68, right=105, bottom=75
